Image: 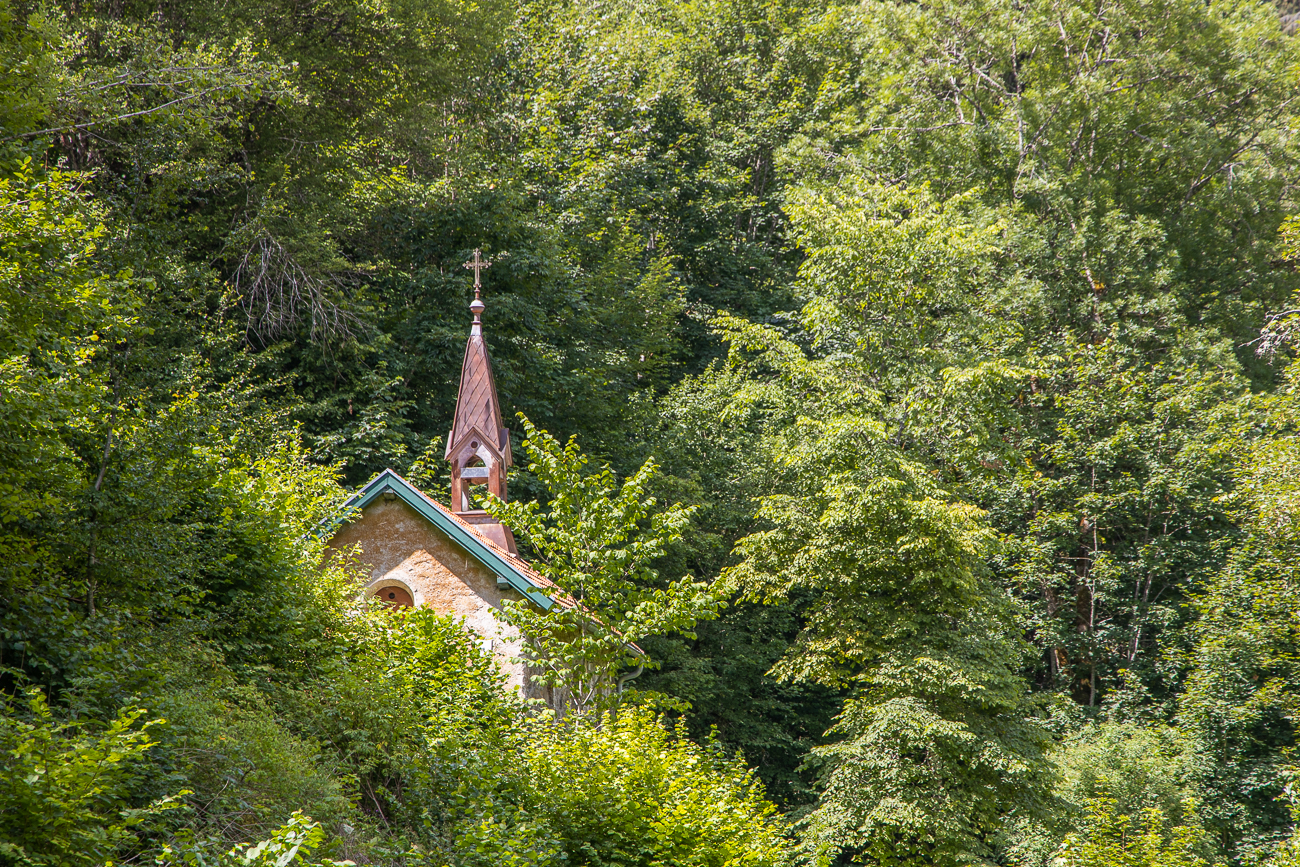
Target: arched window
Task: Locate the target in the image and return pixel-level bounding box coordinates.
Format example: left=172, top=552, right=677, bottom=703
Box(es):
left=463, top=456, right=488, bottom=480
left=373, top=585, right=413, bottom=610
left=457, top=456, right=490, bottom=511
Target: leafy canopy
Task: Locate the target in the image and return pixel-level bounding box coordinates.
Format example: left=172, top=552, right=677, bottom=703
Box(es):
left=716, top=318, right=1054, bottom=866
left=486, top=415, right=721, bottom=715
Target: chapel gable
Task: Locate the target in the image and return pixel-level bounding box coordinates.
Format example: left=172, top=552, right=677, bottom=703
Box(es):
left=324, top=250, right=563, bottom=698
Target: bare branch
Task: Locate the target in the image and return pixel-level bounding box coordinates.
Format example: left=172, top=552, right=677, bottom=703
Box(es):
left=230, top=226, right=357, bottom=346
left=0, top=83, right=264, bottom=143
left=1251, top=309, right=1300, bottom=358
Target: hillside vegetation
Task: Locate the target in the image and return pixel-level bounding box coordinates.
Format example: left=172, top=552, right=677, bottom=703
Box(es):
left=4, top=0, right=1300, bottom=865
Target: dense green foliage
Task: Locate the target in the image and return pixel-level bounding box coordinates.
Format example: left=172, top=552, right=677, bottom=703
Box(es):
left=5, top=0, right=1300, bottom=863
left=485, top=416, right=720, bottom=715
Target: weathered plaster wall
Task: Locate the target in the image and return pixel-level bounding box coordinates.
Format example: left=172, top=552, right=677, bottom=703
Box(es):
left=328, top=498, right=529, bottom=693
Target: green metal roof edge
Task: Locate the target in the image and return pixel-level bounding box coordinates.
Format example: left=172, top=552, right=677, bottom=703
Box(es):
left=333, top=469, right=556, bottom=611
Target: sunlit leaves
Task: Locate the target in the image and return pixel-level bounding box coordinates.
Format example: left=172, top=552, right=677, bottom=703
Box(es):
left=485, top=415, right=721, bottom=715
left=714, top=322, right=1052, bottom=866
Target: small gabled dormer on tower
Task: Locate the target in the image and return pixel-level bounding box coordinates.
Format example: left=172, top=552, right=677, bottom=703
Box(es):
left=445, top=249, right=517, bottom=553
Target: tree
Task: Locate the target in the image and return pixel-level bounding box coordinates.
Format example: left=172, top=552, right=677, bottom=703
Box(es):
left=0, top=0, right=56, bottom=167
left=1178, top=363, right=1300, bottom=862
left=717, top=319, right=1054, bottom=866
left=778, top=0, right=1299, bottom=705
left=1003, top=721, right=1215, bottom=867
left=631, top=356, right=846, bottom=810
left=485, top=415, right=721, bottom=716
left=0, top=161, right=119, bottom=589
left=515, top=708, right=791, bottom=867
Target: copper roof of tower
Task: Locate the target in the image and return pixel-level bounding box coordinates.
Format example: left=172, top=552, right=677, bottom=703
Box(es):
left=445, top=253, right=511, bottom=464
left=446, top=332, right=510, bottom=457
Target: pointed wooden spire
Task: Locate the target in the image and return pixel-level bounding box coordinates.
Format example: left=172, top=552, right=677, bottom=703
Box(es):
left=446, top=250, right=516, bottom=551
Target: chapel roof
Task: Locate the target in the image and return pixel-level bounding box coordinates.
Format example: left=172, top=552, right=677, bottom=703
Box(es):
left=334, top=469, right=572, bottom=610
left=331, top=470, right=644, bottom=651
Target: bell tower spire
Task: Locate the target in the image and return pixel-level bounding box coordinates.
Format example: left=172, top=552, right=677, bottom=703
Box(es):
left=445, top=249, right=516, bottom=552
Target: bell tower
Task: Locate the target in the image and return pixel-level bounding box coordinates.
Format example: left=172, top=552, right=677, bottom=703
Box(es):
left=445, top=249, right=517, bottom=553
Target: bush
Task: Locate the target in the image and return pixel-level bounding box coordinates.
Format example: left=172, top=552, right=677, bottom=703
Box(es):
left=515, top=709, right=791, bottom=867
left=1054, top=797, right=1210, bottom=867
left=1006, top=722, right=1211, bottom=867
left=157, top=811, right=353, bottom=867
left=0, top=686, right=180, bottom=867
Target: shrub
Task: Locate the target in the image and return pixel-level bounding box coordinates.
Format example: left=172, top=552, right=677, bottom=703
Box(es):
left=0, top=687, right=181, bottom=867
left=517, top=709, right=791, bottom=867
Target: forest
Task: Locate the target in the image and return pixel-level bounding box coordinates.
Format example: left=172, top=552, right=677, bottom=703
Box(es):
left=3, top=0, right=1300, bottom=864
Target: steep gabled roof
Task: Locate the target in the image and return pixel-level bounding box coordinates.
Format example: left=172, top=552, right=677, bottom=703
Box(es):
left=445, top=313, right=511, bottom=464
left=330, top=469, right=569, bottom=611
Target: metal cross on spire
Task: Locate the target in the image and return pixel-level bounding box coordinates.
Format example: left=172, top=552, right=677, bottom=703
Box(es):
left=463, top=248, right=490, bottom=298
left=463, top=249, right=490, bottom=335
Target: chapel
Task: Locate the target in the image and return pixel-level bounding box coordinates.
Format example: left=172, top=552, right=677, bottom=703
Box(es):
left=325, top=252, right=566, bottom=700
